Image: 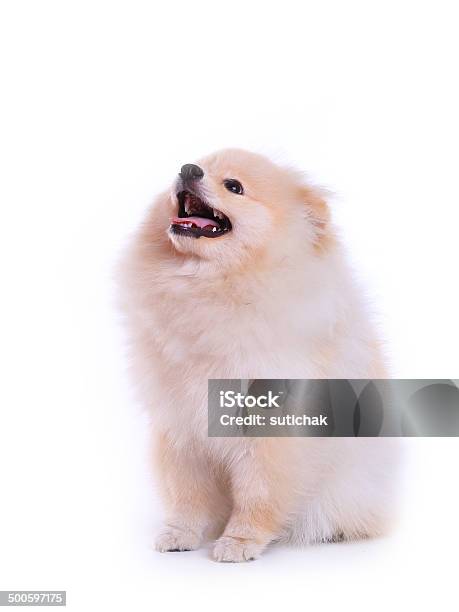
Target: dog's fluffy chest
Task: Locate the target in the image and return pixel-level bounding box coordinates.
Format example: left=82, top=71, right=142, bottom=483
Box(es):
left=147, top=272, right=334, bottom=380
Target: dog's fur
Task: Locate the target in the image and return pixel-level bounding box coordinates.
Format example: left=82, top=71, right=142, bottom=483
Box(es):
left=119, top=149, right=399, bottom=562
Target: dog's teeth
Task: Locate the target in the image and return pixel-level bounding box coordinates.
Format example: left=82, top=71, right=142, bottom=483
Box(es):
left=212, top=227, right=217, bottom=232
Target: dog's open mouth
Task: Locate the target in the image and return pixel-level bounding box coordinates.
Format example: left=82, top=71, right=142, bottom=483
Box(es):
left=170, top=191, right=232, bottom=238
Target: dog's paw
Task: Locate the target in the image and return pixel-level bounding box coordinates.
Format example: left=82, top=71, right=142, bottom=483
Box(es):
left=155, top=527, right=201, bottom=552
left=213, top=536, right=263, bottom=562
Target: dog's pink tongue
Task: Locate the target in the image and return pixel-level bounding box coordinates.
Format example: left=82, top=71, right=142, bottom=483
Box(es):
left=172, top=216, right=219, bottom=229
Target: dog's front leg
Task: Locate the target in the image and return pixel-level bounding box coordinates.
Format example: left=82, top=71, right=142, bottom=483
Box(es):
left=213, top=439, right=295, bottom=562
left=154, top=432, right=226, bottom=553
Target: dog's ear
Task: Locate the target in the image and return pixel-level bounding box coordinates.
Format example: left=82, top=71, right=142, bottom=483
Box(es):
left=299, top=185, right=334, bottom=252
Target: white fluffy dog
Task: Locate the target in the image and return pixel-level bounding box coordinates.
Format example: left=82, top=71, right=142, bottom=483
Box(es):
left=119, top=149, right=399, bottom=562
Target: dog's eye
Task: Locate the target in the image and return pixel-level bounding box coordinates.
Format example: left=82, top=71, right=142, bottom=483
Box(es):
left=224, top=179, right=244, bottom=195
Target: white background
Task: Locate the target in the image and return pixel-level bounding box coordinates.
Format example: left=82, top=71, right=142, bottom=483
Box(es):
left=0, top=1, right=458, bottom=610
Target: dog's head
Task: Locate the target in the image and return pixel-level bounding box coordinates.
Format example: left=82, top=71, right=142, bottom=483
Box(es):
left=155, top=149, right=332, bottom=268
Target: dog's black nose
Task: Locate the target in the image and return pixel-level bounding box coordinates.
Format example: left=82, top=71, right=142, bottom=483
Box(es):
left=180, top=164, right=204, bottom=181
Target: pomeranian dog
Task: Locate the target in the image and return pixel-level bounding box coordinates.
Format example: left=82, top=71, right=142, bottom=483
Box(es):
left=120, top=149, right=399, bottom=562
